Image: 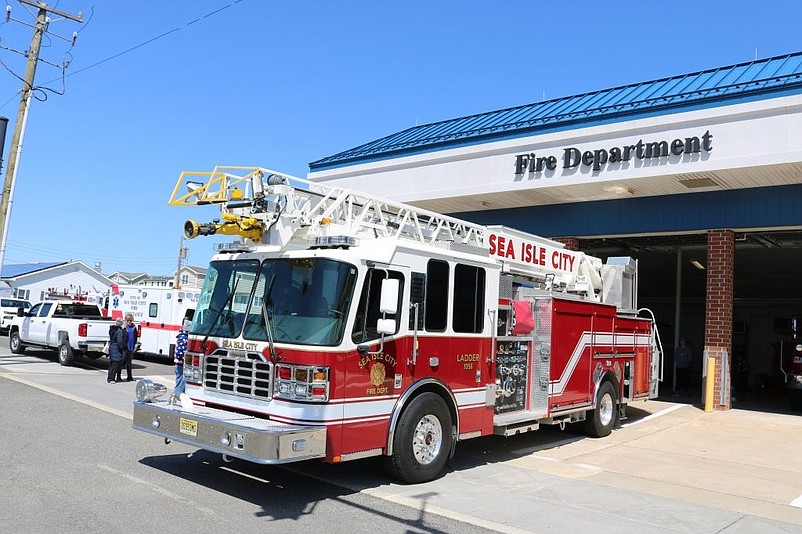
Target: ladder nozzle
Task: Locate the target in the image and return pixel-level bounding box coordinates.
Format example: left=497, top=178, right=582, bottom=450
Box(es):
left=184, top=220, right=217, bottom=239
left=184, top=216, right=264, bottom=242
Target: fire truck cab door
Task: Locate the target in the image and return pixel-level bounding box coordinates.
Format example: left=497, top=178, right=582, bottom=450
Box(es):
left=349, top=265, right=410, bottom=392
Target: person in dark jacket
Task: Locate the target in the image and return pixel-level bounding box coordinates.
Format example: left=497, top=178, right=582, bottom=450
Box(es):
left=121, top=313, right=138, bottom=381
left=107, top=318, right=125, bottom=383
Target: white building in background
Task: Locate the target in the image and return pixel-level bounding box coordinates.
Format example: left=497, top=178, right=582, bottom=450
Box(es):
left=0, top=261, right=112, bottom=303
left=106, top=265, right=206, bottom=290
left=175, top=265, right=207, bottom=289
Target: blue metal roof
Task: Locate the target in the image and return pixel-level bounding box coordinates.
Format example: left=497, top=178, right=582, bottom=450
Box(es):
left=310, top=51, right=802, bottom=171
left=1, top=262, right=65, bottom=279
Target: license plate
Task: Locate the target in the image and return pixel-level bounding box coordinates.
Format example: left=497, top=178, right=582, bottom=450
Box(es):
left=179, top=417, right=198, bottom=437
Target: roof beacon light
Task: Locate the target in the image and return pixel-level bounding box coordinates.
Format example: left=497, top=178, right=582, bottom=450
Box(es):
left=314, top=235, right=359, bottom=248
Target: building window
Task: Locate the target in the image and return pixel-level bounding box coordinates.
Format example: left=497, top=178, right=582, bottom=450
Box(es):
left=17, top=289, right=30, bottom=300
left=181, top=274, right=189, bottom=285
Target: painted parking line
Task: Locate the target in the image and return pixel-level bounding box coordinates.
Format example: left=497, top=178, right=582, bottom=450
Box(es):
left=621, top=402, right=687, bottom=427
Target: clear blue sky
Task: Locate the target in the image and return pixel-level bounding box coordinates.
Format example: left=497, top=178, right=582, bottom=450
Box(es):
left=0, top=0, right=800, bottom=276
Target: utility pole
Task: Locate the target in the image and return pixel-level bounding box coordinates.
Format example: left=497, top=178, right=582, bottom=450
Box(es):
left=174, top=234, right=187, bottom=288
left=0, top=1, right=82, bottom=271
left=0, top=116, right=8, bottom=176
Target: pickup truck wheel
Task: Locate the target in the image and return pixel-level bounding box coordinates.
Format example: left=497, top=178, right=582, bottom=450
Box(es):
left=9, top=331, right=25, bottom=354
left=58, top=343, right=74, bottom=366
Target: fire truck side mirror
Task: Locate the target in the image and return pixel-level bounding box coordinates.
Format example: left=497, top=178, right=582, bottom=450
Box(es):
left=377, top=318, right=396, bottom=335
left=379, top=278, right=399, bottom=315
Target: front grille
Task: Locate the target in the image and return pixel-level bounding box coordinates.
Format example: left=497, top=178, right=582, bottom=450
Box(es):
left=204, top=354, right=273, bottom=400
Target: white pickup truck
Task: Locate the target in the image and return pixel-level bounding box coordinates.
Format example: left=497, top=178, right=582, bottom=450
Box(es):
left=8, top=300, right=114, bottom=366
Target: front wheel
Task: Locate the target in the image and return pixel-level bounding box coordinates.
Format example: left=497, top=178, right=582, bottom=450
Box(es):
left=583, top=381, right=617, bottom=438
left=58, top=342, right=74, bottom=366
left=386, top=392, right=453, bottom=484
left=9, top=331, right=25, bottom=354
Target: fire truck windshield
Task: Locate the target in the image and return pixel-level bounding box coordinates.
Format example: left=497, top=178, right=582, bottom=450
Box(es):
left=195, top=257, right=358, bottom=346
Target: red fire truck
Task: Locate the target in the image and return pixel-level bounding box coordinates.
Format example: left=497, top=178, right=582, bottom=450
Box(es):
left=132, top=166, right=664, bottom=483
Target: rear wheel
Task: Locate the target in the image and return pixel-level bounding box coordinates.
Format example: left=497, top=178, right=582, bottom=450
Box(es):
left=386, top=392, right=453, bottom=484
left=58, top=342, right=74, bottom=366
left=9, top=331, right=25, bottom=354
left=583, top=381, right=617, bottom=438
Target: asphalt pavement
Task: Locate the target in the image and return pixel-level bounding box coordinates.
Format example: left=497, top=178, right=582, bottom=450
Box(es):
left=2, top=351, right=802, bottom=533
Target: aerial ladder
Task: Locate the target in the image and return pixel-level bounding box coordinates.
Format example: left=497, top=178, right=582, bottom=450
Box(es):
left=169, top=166, right=614, bottom=302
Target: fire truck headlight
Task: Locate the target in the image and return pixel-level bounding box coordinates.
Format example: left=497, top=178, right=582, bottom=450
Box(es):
left=136, top=379, right=167, bottom=403
left=274, top=364, right=330, bottom=401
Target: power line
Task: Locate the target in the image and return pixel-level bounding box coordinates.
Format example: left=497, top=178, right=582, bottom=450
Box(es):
left=43, top=0, right=246, bottom=85
left=5, top=240, right=184, bottom=265
left=0, top=0, right=247, bottom=110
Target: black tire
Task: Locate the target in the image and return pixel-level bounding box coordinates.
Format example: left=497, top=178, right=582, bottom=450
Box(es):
left=9, top=330, right=25, bottom=354
left=386, top=392, right=453, bottom=484
left=58, top=342, right=74, bottom=366
left=583, top=381, right=617, bottom=438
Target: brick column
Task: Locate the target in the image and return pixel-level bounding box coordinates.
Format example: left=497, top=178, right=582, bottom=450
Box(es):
left=704, top=230, right=734, bottom=410
left=556, top=237, right=580, bottom=251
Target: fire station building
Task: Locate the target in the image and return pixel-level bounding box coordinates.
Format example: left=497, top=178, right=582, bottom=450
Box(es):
left=308, top=51, right=802, bottom=411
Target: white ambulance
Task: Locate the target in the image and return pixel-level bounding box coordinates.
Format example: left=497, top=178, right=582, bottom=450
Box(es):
left=106, top=284, right=197, bottom=357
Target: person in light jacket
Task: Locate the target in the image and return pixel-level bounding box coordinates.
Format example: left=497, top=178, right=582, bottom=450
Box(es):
left=107, top=318, right=125, bottom=384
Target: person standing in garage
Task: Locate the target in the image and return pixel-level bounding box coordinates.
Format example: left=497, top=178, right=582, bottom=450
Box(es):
left=674, top=337, right=693, bottom=396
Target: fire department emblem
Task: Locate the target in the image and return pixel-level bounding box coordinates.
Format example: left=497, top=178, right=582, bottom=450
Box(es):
left=369, top=362, right=386, bottom=387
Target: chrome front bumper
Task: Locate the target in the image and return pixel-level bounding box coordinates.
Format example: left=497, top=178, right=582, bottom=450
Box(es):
left=132, top=400, right=327, bottom=464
